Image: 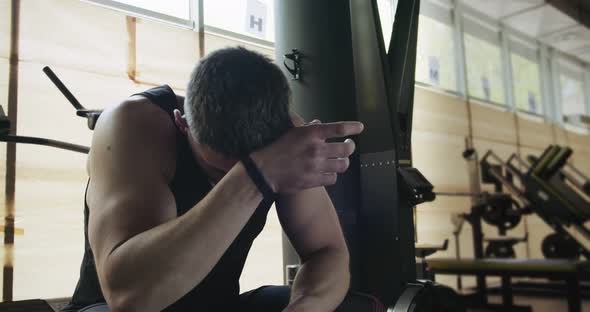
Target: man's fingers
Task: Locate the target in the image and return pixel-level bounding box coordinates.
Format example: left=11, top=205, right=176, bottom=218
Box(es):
left=311, top=121, right=364, bottom=139
left=325, top=139, right=355, bottom=158
left=311, top=173, right=338, bottom=187
left=321, top=158, right=350, bottom=173
left=290, top=111, right=305, bottom=127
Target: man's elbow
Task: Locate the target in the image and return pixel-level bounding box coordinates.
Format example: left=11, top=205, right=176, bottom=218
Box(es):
left=333, top=244, right=351, bottom=289
left=106, top=291, right=139, bottom=312
left=100, top=265, right=154, bottom=312
left=101, top=276, right=146, bottom=312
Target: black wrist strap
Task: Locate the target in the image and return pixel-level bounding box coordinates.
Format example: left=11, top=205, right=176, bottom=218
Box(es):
left=241, top=155, right=278, bottom=200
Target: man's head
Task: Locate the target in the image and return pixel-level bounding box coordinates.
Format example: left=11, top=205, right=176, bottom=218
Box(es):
left=184, top=47, right=293, bottom=164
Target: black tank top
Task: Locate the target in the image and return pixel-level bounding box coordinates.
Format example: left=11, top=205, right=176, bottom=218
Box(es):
left=62, top=85, right=274, bottom=311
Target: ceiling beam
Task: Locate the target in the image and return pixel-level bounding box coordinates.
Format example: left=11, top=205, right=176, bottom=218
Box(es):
left=548, top=0, right=590, bottom=29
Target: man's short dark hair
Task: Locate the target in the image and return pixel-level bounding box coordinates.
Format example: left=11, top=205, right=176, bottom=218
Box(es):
left=185, top=47, right=293, bottom=157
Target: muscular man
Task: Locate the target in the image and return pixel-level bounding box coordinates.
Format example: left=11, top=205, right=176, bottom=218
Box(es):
left=62, top=47, right=364, bottom=312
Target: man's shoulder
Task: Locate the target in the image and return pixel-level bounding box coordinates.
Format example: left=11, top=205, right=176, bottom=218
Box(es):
left=99, top=95, right=177, bottom=135
left=88, top=96, right=179, bottom=178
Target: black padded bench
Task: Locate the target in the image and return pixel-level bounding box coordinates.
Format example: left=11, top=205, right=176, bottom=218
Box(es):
left=427, top=258, right=590, bottom=312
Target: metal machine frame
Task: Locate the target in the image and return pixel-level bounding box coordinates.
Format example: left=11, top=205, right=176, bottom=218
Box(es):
left=276, top=0, right=439, bottom=309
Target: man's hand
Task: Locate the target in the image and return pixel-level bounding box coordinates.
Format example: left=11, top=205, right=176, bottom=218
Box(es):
left=251, top=121, right=363, bottom=194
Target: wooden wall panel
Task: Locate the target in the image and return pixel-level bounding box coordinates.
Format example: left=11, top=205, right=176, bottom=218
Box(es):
left=416, top=197, right=471, bottom=244
left=0, top=0, right=9, bottom=59
left=566, top=130, right=590, bottom=176
left=413, top=131, right=469, bottom=192
left=416, top=199, right=477, bottom=289
left=516, top=114, right=554, bottom=149
left=135, top=19, right=199, bottom=90
left=470, top=101, right=517, bottom=144
left=552, top=125, right=569, bottom=146
left=412, top=90, right=473, bottom=288
left=19, top=0, right=128, bottom=77
left=413, top=87, right=469, bottom=136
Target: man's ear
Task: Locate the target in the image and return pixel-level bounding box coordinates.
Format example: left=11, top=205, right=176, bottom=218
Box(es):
left=173, top=109, right=189, bottom=135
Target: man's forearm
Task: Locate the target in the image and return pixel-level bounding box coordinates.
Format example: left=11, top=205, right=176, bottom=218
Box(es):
left=286, top=247, right=350, bottom=312
left=100, top=163, right=262, bottom=311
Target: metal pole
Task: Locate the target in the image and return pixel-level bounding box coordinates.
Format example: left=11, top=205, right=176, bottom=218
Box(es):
left=190, top=0, right=205, bottom=57
left=0, top=136, right=90, bottom=154
left=3, top=0, right=20, bottom=302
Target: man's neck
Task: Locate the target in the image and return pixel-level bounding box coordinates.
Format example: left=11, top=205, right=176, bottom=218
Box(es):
left=187, top=138, right=227, bottom=184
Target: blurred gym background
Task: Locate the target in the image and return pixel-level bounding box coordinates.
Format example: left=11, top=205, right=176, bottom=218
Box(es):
left=0, top=0, right=589, bottom=310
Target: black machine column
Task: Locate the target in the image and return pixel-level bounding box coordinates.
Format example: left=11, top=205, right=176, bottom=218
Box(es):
left=275, top=0, right=427, bottom=306
left=274, top=0, right=362, bottom=289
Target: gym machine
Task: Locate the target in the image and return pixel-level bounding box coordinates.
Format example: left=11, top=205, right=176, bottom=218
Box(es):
left=427, top=146, right=590, bottom=312
left=468, top=147, right=530, bottom=260
left=435, top=147, right=530, bottom=260
left=482, top=146, right=590, bottom=260
left=0, top=66, right=98, bottom=153
left=276, top=0, right=463, bottom=310
left=526, top=154, right=590, bottom=199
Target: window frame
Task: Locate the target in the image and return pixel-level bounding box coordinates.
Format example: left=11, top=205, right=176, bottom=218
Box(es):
left=82, top=0, right=194, bottom=28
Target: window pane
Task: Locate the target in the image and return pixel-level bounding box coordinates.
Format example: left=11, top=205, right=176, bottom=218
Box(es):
left=560, top=74, right=586, bottom=116
left=204, top=0, right=275, bottom=42
left=112, top=0, right=190, bottom=19
left=464, top=33, right=505, bottom=104
left=378, top=0, right=397, bottom=48
left=511, top=53, right=542, bottom=114
left=416, top=15, right=457, bottom=92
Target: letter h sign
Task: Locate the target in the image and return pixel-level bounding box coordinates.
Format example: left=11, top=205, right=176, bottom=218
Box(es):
left=246, top=0, right=267, bottom=38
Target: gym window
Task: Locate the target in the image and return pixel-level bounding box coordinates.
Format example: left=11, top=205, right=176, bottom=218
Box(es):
left=558, top=58, right=587, bottom=118
left=509, top=37, right=543, bottom=115
left=463, top=16, right=505, bottom=105
left=377, top=0, right=398, bottom=49
left=415, top=1, right=457, bottom=93
left=204, top=0, right=275, bottom=43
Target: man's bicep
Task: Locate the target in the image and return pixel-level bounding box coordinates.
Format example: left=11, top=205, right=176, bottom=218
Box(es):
left=86, top=101, right=178, bottom=267
left=88, top=177, right=176, bottom=262
left=276, top=187, right=348, bottom=261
